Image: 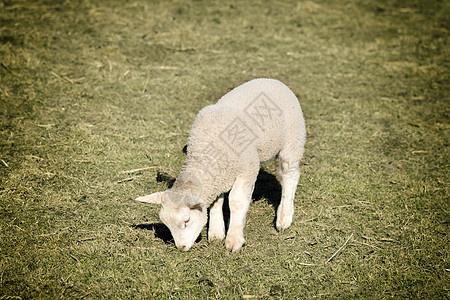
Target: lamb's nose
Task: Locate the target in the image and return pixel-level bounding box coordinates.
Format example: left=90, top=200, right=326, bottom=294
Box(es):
left=179, top=245, right=189, bottom=251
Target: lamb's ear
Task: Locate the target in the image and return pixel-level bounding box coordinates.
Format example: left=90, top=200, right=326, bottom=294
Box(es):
left=135, top=191, right=166, bottom=205
left=185, top=194, right=204, bottom=211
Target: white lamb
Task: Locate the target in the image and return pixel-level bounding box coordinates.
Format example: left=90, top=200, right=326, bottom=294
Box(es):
left=136, top=78, right=306, bottom=252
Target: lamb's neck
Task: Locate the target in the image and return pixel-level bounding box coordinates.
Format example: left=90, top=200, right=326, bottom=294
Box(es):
left=173, top=161, right=221, bottom=205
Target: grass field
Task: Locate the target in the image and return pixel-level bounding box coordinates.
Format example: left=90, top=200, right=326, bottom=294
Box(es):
left=1, top=0, right=449, bottom=298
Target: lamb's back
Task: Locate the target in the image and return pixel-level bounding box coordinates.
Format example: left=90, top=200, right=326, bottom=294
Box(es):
left=216, top=78, right=303, bottom=160
left=217, top=78, right=299, bottom=112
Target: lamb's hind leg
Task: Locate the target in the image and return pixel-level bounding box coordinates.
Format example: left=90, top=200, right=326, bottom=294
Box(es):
left=225, top=176, right=255, bottom=252
left=276, top=158, right=300, bottom=231
left=208, top=193, right=225, bottom=241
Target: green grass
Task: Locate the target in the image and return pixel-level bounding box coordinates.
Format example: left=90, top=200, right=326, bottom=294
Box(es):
left=1, top=0, right=449, bottom=298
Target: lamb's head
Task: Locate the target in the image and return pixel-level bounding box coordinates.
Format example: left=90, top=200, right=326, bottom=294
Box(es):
left=135, top=190, right=207, bottom=251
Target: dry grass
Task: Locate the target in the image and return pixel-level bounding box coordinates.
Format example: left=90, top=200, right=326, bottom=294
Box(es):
left=1, top=0, right=449, bottom=298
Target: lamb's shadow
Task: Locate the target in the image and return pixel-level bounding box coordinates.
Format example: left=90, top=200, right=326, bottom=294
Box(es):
left=253, top=168, right=282, bottom=208
left=156, top=171, right=176, bottom=188
left=132, top=223, right=174, bottom=244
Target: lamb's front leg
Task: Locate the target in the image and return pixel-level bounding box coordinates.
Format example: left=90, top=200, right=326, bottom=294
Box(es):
left=276, top=159, right=300, bottom=231
left=225, top=176, right=255, bottom=252
left=208, top=193, right=225, bottom=241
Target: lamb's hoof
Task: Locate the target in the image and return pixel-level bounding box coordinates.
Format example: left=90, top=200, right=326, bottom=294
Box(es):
left=208, top=222, right=225, bottom=241
left=276, top=216, right=292, bottom=232
left=225, top=235, right=245, bottom=252
left=208, top=231, right=225, bottom=242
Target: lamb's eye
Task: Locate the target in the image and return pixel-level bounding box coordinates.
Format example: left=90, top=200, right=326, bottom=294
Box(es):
left=183, top=216, right=190, bottom=227
left=191, top=204, right=203, bottom=212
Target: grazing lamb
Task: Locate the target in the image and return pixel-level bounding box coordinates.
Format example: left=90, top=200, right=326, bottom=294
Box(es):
left=136, top=78, right=306, bottom=252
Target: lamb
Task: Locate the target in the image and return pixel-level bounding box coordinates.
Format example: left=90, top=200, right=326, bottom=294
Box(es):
left=135, top=78, right=306, bottom=252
